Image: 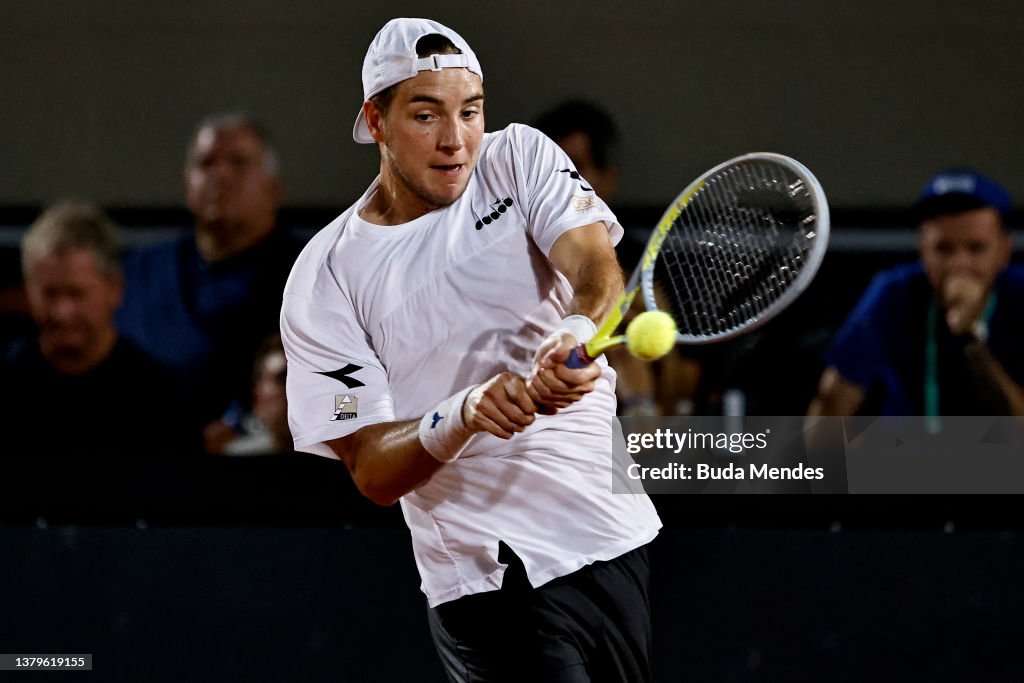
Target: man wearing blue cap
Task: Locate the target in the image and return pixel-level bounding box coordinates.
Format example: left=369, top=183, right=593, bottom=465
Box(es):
left=809, top=168, right=1024, bottom=419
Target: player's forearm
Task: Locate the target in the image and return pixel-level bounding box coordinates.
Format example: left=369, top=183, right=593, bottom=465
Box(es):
left=548, top=223, right=624, bottom=325
left=326, top=377, right=534, bottom=505
left=326, top=421, right=444, bottom=506
left=565, top=251, right=624, bottom=324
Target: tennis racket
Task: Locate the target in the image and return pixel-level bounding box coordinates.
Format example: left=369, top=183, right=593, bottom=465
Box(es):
left=566, top=152, right=829, bottom=368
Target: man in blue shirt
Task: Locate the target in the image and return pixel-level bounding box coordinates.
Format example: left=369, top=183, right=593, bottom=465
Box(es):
left=809, top=168, right=1024, bottom=417
left=117, top=113, right=303, bottom=439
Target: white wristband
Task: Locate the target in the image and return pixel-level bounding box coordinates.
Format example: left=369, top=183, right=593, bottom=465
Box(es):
left=552, top=314, right=598, bottom=344
left=418, top=385, right=477, bottom=463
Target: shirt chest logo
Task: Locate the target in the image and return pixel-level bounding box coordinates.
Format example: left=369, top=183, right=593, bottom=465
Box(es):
left=475, top=197, right=515, bottom=231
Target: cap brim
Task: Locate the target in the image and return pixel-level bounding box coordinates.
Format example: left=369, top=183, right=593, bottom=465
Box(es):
left=352, top=107, right=375, bottom=144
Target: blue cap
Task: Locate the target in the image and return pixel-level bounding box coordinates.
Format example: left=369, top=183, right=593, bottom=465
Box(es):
left=915, top=167, right=1012, bottom=219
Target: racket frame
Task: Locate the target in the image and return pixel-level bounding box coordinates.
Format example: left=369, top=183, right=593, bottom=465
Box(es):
left=580, top=152, right=829, bottom=362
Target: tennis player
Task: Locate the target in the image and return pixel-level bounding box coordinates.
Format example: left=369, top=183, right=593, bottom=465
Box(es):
left=281, top=18, right=661, bottom=682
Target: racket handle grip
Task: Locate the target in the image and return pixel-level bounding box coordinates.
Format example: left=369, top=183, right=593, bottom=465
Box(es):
left=534, top=345, right=595, bottom=414
left=564, top=344, right=595, bottom=369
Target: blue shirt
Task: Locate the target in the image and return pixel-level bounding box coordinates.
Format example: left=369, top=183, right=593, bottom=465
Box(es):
left=117, top=231, right=302, bottom=424
left=826, top=262, right=1024, bottom=415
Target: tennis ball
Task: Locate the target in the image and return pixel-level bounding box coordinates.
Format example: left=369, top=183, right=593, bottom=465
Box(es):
left=625, top=311, right=677, bottom=360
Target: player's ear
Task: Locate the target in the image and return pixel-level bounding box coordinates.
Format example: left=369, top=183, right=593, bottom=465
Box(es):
left=364, top=101, right=387, bottom=143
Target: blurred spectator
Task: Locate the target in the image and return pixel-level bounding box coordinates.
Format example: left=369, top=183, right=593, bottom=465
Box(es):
left=808, top=168, right=1024, bottom=419
left=534, top=100, right=700, bottom=415
left=116, top=112, right=303, bottom=445
left=533, top=100, right=621, bottom=202
left=218, top=334, right=293, bottom=455
left=0, top=202, right=198, bottom=455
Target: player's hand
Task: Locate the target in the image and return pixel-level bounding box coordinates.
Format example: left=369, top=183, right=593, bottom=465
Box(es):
left=462, top=372, right=537, bottom=440
left=526, top=333, right=600, bottom=413
left=942, top=273, right=987, bottom=335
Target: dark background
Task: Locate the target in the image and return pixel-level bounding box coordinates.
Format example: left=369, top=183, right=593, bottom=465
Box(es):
left=2, top=2, right=1023, bottom=210
left=2, top=455, right=1023, bottom=682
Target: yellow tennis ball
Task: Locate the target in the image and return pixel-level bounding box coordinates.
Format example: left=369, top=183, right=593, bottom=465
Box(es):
left=625, top=311, right=677, bottom=360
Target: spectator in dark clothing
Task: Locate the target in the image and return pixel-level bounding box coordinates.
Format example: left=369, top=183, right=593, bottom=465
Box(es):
left=1, top=201, right=198, bottom=455
left=116, top=113, right=303, bottom=448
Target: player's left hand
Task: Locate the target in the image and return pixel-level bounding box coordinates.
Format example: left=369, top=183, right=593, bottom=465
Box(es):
left=526, top=333, right=600, bottom=412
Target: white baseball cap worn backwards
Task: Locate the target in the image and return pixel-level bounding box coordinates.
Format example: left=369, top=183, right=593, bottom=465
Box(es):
left=352, top=18, right=484, bottom=144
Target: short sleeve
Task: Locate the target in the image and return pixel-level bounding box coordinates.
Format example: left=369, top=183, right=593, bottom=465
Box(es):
left=825, top=273, right=898, bottom=390
left=504, top=124, right=623, bottom=256
left=281, top=292, right=395, bottom=458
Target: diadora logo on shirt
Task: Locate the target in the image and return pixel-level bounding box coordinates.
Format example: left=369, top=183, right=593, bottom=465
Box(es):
left=558, top=169, right=593, bottom=192
left=475, top=197, right=515, bottom=230
left=316, top=364, right=365, bottom=389
left=331, top=395, right=358, bottom=421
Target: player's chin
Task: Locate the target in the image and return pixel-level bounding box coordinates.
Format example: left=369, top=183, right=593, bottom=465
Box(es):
left=426, top=182, right=470, bottom=207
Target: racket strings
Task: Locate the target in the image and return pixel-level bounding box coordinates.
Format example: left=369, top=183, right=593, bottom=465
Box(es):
left=654, top=159, right=818, bottom=339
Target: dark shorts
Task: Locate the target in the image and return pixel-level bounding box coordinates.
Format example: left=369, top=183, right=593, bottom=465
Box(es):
left=427, top=542, right=653, bottom=683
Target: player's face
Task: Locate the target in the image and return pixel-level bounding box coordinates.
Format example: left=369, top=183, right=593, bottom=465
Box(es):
left=26, top=249, right=122, bottom=367
left=919, top=207, right=1011, bottom=293
left=185, top=125, right=281, bottom=233
left=374, top=68, right=484, bottom=215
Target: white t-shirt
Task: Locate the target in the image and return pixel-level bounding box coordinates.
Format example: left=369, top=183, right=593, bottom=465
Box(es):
left=282, top=123, right=661, bottom=607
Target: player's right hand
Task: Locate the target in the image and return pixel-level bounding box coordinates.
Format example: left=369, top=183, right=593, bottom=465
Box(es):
left=526, top=333, right=600, bottom=413
left=462, top=372, right=537, bottom=439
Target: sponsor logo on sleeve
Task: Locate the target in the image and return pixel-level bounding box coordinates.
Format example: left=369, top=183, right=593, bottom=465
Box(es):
left=557, top=168, right=593, bottom=192
left=316, top=364, right=365, bottom=389
left=331, top=395, right=359, bottom=421
left=572, top=195, right=597, bottom=211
